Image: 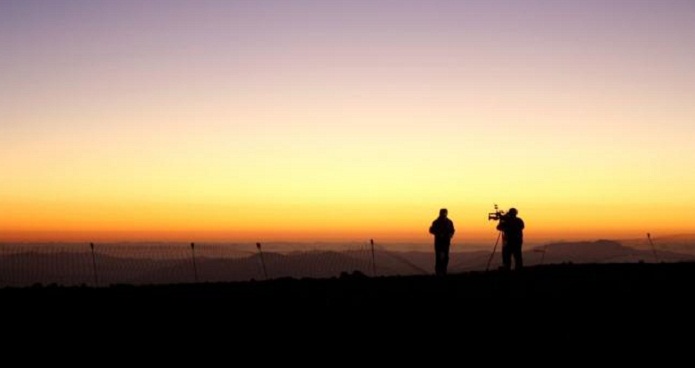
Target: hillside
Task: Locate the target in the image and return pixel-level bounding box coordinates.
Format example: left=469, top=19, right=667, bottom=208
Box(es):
left=2, top=239, right=694, bottom=287
left=526, top=239, right=694, bottom=264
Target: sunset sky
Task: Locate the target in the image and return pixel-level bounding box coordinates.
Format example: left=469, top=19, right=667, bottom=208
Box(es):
left=2, top=0, right=694, bottom=244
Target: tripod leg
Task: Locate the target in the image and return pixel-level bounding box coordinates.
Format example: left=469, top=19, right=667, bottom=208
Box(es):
left=486, top=232, right=502, bottom=271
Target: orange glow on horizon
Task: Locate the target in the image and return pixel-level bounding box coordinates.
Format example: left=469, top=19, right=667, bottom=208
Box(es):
left=2, top=197, right=692, bottom=244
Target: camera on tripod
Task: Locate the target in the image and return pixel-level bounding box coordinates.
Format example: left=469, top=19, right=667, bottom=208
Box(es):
left=487, top=204, right=507, bottom=221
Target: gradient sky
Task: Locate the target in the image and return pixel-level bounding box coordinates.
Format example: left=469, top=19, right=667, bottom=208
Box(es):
left=2, top=0, right=694, bottom=243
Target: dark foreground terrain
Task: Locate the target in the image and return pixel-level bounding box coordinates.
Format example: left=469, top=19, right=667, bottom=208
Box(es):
left=5, top=261, right=695, bottom=302
left=3, top=262, right=694, bottom=354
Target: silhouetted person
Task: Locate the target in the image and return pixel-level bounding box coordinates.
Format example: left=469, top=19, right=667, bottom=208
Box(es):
left=429, top=208, right=455, bottom=276
left=496, top=207, right=525, bottom=270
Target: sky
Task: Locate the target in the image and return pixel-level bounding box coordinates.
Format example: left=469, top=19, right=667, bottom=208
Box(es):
left=1, top=0, right=694, bottom=244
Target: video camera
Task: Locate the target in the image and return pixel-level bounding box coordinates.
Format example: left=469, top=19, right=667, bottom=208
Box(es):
left=487, top=204, right=506, bottom=221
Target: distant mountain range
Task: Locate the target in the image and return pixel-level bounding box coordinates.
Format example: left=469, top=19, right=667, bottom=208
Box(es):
left=1, top=238, right=693, bottom=287
left=526, top=239, right=692, bottom=264
left=619, top=233, right=695, bottom=255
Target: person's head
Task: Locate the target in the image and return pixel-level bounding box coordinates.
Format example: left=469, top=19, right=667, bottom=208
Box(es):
left=508, top=208, right=518, bottom=217
left=439, top=208, right=448, bottom=217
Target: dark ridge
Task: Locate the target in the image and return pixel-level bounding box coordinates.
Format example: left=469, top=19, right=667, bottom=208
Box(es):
left=5, top=262, right=695, bottom=304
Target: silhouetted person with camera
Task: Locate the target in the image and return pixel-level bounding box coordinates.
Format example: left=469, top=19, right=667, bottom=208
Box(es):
left=429, top=208, right=455, bottom=276
left=496, top=207, right=525, bottom=270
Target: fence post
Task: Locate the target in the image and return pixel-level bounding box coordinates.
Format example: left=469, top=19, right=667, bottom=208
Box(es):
left=370, top=239, right=377, bottom=277
left=256, top=243, right=268, bottom=280
left=540, top=243, right=549, bottom=265
left=191, top=242, right=199, bottom=283
left=90, top=242, right=99, bottom=287
left=647, top=233, right=659, bottom=262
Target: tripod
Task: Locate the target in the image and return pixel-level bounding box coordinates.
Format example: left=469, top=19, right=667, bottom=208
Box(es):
left=486, top=231, right=502, bottom=271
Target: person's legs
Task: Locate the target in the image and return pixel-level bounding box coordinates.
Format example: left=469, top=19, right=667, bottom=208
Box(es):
left=513, top=244, right=523, bottom=270
left=434, top=243, right=449, bottom=276
left=502, top=245, right=512, bottom=270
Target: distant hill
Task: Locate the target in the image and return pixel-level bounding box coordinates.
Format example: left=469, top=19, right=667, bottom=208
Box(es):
left=527, top=239, right=694, bottom=265
left=618, top=234, right=695, bottom=255
left=2, top=239, right=694, bottom=287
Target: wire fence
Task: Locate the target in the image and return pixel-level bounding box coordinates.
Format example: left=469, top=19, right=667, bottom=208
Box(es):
left=1, top=238, right=693, bottom=287
left=0, top=242, right=378, bottom=287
